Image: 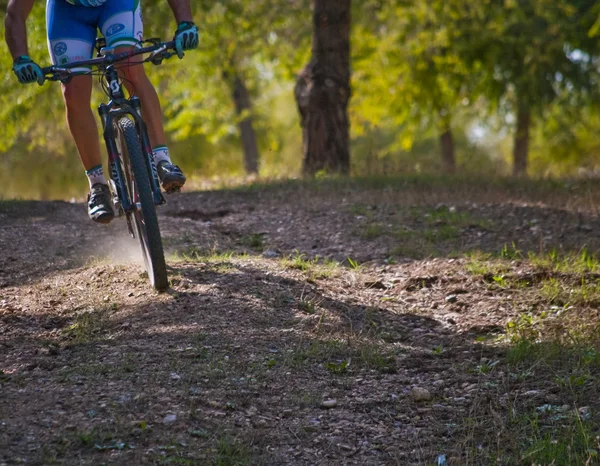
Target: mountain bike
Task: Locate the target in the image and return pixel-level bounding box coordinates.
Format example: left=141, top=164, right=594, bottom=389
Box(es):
left=42, top=39, right=179, bottom=291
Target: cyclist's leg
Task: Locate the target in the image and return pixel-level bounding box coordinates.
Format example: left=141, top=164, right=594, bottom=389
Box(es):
left=99, top=0, right=166, bottom=149
left=47, top=0, right=114, bottom=222
left=46, top=0, right=103, bottom=174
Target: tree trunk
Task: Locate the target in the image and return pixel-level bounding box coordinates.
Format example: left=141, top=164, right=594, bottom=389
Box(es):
left=513, top=103, right=530, bottom=177
left=294, top=0, right=351, bottom=176
left=232, top=75, right=259, bottom=175
left=440, top=125, right=456, bottom=174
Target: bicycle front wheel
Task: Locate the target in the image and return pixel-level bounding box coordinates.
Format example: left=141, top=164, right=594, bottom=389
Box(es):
left=117, top=117, right=168, bottom=291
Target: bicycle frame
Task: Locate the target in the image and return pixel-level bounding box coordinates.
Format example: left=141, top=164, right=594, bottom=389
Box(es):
left=97, top=65, right=165, bottom=216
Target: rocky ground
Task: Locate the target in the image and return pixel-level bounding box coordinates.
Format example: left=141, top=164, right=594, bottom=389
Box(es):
left=1, top=177, right=599, bottom=465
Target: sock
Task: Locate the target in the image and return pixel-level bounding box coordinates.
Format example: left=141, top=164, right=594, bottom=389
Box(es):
left=86, top=164, right=107, bottom=188
left=152, top=145, right=172, bottom=165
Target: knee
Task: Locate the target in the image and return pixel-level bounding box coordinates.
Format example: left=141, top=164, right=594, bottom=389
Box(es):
left=62, top=78, right=92, bottom=113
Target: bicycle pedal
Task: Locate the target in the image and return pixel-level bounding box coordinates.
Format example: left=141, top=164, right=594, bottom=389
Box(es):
left=165, top=187, right=181, bottom=194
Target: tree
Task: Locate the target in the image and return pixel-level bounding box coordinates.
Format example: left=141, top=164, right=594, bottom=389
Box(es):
left=152, top=0, right=311, bottom=176
left=350, top=1, right=479, bottom=174
left=462, top=0, right=600, bottom=176
left=295, top=0, right=351, bottom=175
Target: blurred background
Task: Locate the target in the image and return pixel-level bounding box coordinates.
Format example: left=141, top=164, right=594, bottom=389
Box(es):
left=2, top=0, right=600, bottom=199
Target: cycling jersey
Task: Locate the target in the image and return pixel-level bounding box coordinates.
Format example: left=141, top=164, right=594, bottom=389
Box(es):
left=47, top=0, right=143, bottom=71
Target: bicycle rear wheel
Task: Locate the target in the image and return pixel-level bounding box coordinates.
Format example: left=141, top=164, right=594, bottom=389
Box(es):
left=117, top=117, right=168, bottom=291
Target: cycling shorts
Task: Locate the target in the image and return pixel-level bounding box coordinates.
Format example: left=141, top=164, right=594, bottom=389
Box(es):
left=46, top=0, right=143, bottom=71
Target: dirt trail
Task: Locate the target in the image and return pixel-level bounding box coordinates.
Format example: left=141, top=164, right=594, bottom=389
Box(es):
left=1, top=180, right=599, bottom=465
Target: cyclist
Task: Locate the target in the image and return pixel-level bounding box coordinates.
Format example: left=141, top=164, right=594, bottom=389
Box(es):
left=4, top=0, right=198, bottom=224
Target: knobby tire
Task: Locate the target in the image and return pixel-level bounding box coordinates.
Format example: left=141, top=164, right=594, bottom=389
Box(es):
left=117, top=117, right=168, bottom=291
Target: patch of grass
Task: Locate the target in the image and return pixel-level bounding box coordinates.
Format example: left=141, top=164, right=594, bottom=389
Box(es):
left=282, top=252, right=340, bottom=279
left=358, top=223, right=386, bottom=240
left=461, top=304, right=600, bottom=464
left=61, top=308, right=110, bottom=344
left=428, top=205, right=471, bottom=224
left=505, top=309, right=600, bottom=369
left=346, top=257, right=360, bottom=270
left=171, top=246, right=236, bottom=264
left=394, top=227, right=418, bottom=240
left=239, top=233, right=265, bottom=250
left=500, top=242, right=523, bottom=260
left=466, top=253, right=494, bottom=275
left=284, top=339, right=396, bottom=374
left=214, top=435, right=253, bottom=466
left=298, top=298, right=317, bottom=315
left=491, top=274, right=508, bottom=288
left=411, top=205, right=489, bottom=229
left=539, top=277, right=600, bottom=306
left=283, top=251, right=314, bottom=272
left=529, top=248, right=600, bottom=275
left=423, top=224, right=460, bottom=242
left=311, top=258, right=340, bottom=279
left=348, top=204, right=369, bottom=216
left=324, top=359, right=350, bottom=374
left=516, top=411, right=599, bottom=466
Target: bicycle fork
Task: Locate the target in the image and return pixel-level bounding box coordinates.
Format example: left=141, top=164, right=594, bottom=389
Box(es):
left=130, top=97, right=165, bottom=207
left=97, top=99, right=165, bottom=217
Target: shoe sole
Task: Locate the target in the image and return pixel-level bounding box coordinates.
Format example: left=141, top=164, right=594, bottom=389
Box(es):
left=91, top=213, right=115, bottom=224
left=162, top=179, right=186, bottom=194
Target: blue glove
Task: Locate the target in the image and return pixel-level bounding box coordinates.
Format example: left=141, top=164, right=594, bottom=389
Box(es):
left=174, top=21, right=199, bottom=59
left=12, top=56, right=44, bottom=85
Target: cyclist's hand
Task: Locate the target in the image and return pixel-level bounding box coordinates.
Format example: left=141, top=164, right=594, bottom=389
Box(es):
left=174, top=21, right=199, bottom=59
left=12, top=56, right=44, bottom=85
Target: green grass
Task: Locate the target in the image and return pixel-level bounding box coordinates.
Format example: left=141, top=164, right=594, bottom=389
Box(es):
left=529, top=248, right=600, bottom=274
left=61, top=308, right=110, bottom=344
left=359, top=223, right=385, bottom=240
left=539, top=277, right=600, bottom=307
left=282, top=252, right=340, bottom=279
left=466, top=251, right=503, bottom=276
left=282, top=339, right=396, bottom=374
left=213, top=436, right=253, bottom=466
left=511, top=410, right=599, bottom=466
left=298, top=298, right=317, bottom=315
left=172, top=247, right=236, bottom=262
left=423, top=224, right=460, bottom=242
left=239, top=233, right=266, bottom=250
left=348, top=204, right=370, bottom=216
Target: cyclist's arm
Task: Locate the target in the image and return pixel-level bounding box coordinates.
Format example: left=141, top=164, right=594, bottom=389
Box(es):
left=5, top=0, right=35, bottom=59
left=166, top=0, right=193, bottom=23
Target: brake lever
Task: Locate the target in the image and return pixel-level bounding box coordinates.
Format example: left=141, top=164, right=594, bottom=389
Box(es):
left=148, top=44, right=171, bottom=66
left=45, top=67, right=73, bottom=84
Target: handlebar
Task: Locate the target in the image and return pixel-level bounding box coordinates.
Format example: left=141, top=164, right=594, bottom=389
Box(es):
left=41, top=39, right=177, bottom=83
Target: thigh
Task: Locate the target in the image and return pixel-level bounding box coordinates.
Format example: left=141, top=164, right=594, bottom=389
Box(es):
left=99, top=0, right=144, bottom=48
left=46, top=0, right=99, bottom=70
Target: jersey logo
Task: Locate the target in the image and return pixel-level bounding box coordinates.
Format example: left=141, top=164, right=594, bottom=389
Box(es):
left=106, top=23, right=125, bottom=37
left=53, top=42, right=68, bottom=56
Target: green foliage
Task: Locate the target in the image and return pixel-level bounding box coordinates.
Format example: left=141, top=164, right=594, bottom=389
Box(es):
left=5, top=0, right=600, bottom=198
